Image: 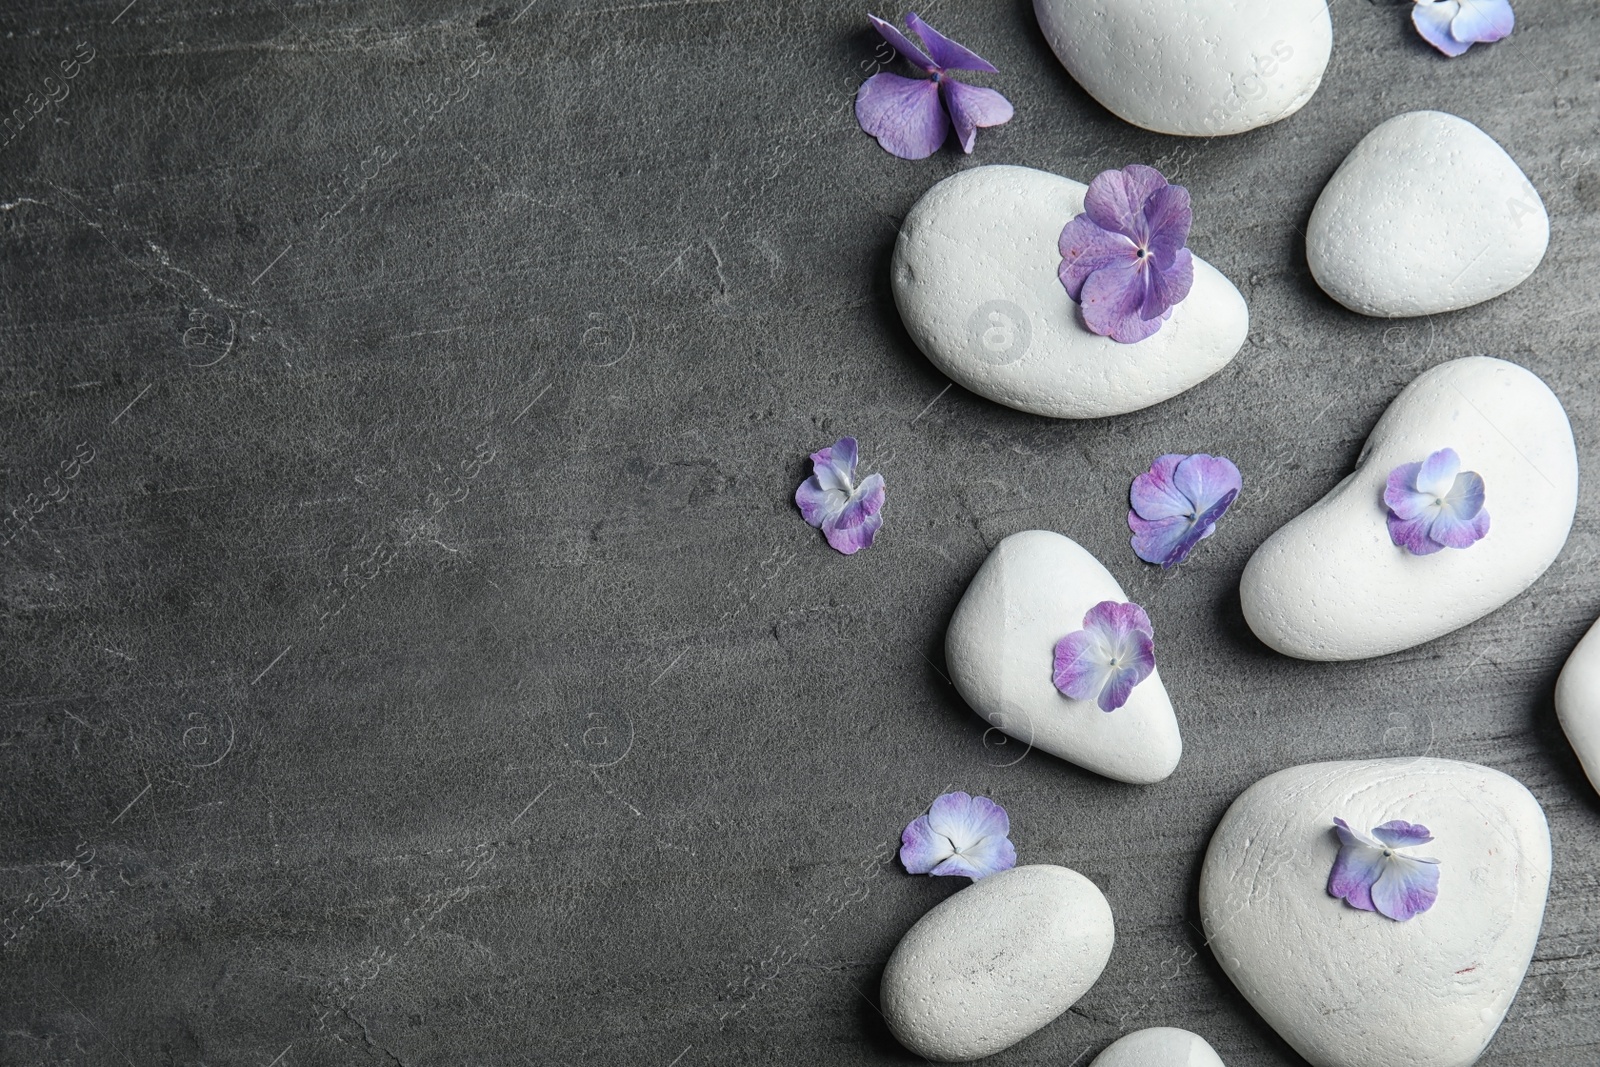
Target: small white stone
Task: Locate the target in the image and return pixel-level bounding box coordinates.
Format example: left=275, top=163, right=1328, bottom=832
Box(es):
left=893, top=165, right=1248, bottom=420
left=1033, top=0, right=1332, bottom=137
left=1555, top=618, right=1600, bottom=794
left=1241, top=356, right=1577, bottom=661
left=1199, top=758, right=1551, bottom=1067
left=881, top=864, right=1114, bottom=1062
left=1307, top=111, right=1548, bottom=317
left=1091, top=1027, right=1226, bottom=1067
left=946, top=530, right=1182, bottom=784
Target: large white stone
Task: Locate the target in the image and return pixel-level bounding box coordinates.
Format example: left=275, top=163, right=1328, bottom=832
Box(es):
left=1033, top=0, right=1332, bottom=137
left=1199, top=758, right=1551, bottom=1067
left=881, top=864, right=1114, bottom=1062
left=1555, top=617, right=1600, bottom=794
left=1308, top=111, right=1548, bottom=317
left=892, top=165, right=1247, bottom=419
left=1241, top=357, right=1577, bottom=661
left=946, top=530, right=1182, bottom=784
left=1091, top=1027, right=1225, bottom=1067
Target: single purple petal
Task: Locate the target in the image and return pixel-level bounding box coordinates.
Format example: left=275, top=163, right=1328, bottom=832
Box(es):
left=1384, top=462, right=1426, bottom=518
left=810, top=437, right=858, bottom=493
left=1129, top=513, right=1191, bottom=567
left=1082, top=165, right=1170, bottom=243
left=1334, top=817, right=1383, bottom=850
left=1130, top=454, right=1195, bottom=521
left=821, top=472, right=884, bottom=555
left=899, top=814, right=955, bottom=873
left=940, top=79, right=1013, bottom=154
left=1450, top=0, right=1514, bottom=43
left=925, top=791, right=976, bottom=840
left=1328, top=838, right=1384, bottom=912
left=1416, top=448, right=1461, bottom=498
left=1081, top=260, right=1164, bottom=344
left=1372, top=820, right=1434, bottom=848
left=1149, top=487, right=1238, bottom=568
left=1388, top=511, right=1446, bottom=555
left=1370, top=855, right=1440, bottom=921
left=1413, top=2, right=1474, bottom=57
left=1440, top=470, right=1486, bottom=522
left=905, top=11, right=999, bottom=72
left=795, top=477, right=847, bottom=529
left=1096, top=636, right=1155, bottom=712
left=1142, top=249, right=1193, bottom=320
left=1058, top=215, right=1137, bottom=302
left=1142, top=184, right=1193, bottom=268
left=1052, top=629, right=1109, bottom=701
left=1172, top=454, right=1242, bottom=516
left=856, top=72, right=949, bottom=160
left=1084, top=599, right=1154, bottom=641
left=926, top=791, right=1011, bottom=847
left=867, top=13, right=936, bottom=71
left=1429, top=500, right=1489, bottom=549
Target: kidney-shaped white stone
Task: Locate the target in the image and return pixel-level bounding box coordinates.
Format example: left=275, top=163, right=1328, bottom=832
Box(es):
left=1034, top=0, right=1332, bottom=137
left=1555, top=617, right=1600, bottom=795
left=1199, top=758, right=1551, bottom=1067
left=1308, top=111, right=1548, bottom=317
left=947, top=530, right=1182, bottom=784
left=1241, top=357, right=1577, bottom=661
left=882, top=864, right=1114, bottom=1062
left=893, top=165, right=1248, bottom=419
left=1091, top=1027, right=1226, bottom=1067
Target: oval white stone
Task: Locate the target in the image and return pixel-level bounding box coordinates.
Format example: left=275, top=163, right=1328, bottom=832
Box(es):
left=892, top=165, right=1248, bottom=420
left=1555, top=618, right=1600, bottom=794
left=1033, top=0, right=1332, bottom=137
left=947, top=530, right=1182, bottom=784
left=1091, top=1027, right=1226, bottom=1067
left=881, top=864, right=1114, bottom=1062
left=1307, top=111, right=1549, bottom=317
left=1241, top=356, right=1577, bottom=661
left=1199, top=758, right=1551, bottom=1067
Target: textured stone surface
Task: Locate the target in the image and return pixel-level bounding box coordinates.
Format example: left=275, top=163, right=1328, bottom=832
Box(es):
left=1556, top=619, right=1600, bottom=795
left=2, top=1, right=1599, bottom=1065
left=1091, top=1027, right=1227, bottom=1067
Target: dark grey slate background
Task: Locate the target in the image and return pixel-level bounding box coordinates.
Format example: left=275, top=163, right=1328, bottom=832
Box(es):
left=2, top=0, right=1598, bottom=1063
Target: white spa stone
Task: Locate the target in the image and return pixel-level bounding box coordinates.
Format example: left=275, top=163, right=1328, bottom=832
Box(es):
left=892, top=165, right=1248, bottom=420
left=1241, top=356, right=1576, bottom=661
left=1555, top=617, right=1600, bottom=794
left=881, top=864, right=1114, bottom=1062
left=1033, top=0, right=1332, bottom=137
left=1091, top=1027, right=1226, bottom=1067
left=946, top=529, right=1182, bottom=784
left=1307, top=111, right=1549, bottom=317
left=1199, top=758, right=1550, bottom=1067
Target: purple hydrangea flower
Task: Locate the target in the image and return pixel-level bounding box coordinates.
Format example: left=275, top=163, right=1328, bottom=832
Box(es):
left=1328, top=818, right=1440, bottom=922
left=1384, top=447, right=1489, bottom=556
left=1413, top=0, right=1514, bottom=57
left=1129, top=453, right=1242, bottom=568
left=1058, top=165, right=1195, bottom=344
left=795, top=437, right=885, bottom=555
left=900, top=791, right=1017, bottom=879
left=855, top=12, right=1014, bottom=160
left=1052, top=601, right=1156, bottom=713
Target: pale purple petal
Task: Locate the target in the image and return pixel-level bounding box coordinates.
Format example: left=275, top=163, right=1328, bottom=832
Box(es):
left=1334, top=817, right=1385, bottom=850
left=1429, top=499, right=1489, bottom=549
left=1370, top=855, right=1440, bottom=921
left=1129, top=454, right=1194, bottom=521
left=940, top=80, right=1013, bottom=154
left=1143, top=248, right=1193, bottom=319
left=1097, top=640, right=1154, bottom=712
left=868, top=14, right=936, bottom=71
left=1450, top=0, right=1514, bottom=44
left=795, top=478, right=847, bottom=529
left=1388, top=511, right=1445, bottom=555
left=1328, top=838, right=1384, bottom=912
left=822, top=472, right=884, bottom=555
left=1384, top=461, right=1424, bottom=517
left=1416, top=448, right=1461, bottom=498
left=1172, top=454, right=1242, bottom=516
left=1081, top=260, right=1164, bottom=344
left=810, top=437, right=858, bottom=493
left=1144, top=488, right=1237, bottom=568
left=856, top=72, right=949, bottom=160
left=1085, top=599, right=1154, bottom=642
left=899, top=814, right=955, bottom=873
left=1372, top=820, right=1434, bottom=848
left=1052, top=629, right=1109, bottom=701
left=925, top=791, right=976, bottom=841
left=1082, top=164, right=1169, bottom=242
left=1129, top=513, right=1190, bottom=567
left=1057, top=215, right=1136, bottom=302
left=1414, top=1, right=1472, bottom=55
left=905, top=11, right=999, bottom=72
left=1441, top=470, right=1486, bottom=522
left=1143, top=184, right=1193, bottom=268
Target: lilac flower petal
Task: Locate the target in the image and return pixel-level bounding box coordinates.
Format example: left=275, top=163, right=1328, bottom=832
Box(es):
left=1081, top=260, right=1165, bottom=344
left=1450, top=0, right=1514, bottom=43
left=940, top=79, right=1014, bottom=154
left=905, top=11, right=999, bottom=72
left=1388, top=511, right=1446, bottom=555
left=899, top=814, right=955, bottom=873
left=1384, top=462, right=1428, bottom=519
left=1328, top=839, right=1383, bottom=912
left=924, top=791, right=975, bottom=841
left=867, top=14, right=936, bottom=71
left=1148, top=487, right=1238, bottom=568
left=1333, top=817, right=1378, bottom=849
left=1441, top=470, right=1486, bottom=522
left=1085, top=599, right=1155, bottom=641
left=1416, top=448, right=1461, bottom=498
left=1372, top=820, right=1434, bottom=848
left=1058, top=215, right=1136, bottom=302
left=1429, top=500, right=1489, bottom=549
left=1052, top=629, right=1109, bottom=701
left=1129, top=513, right=1189, bottom=567
left=856, top=72, right=949, bottom=160
left=795, top=477, right=847, bottom=529
left=809, top=437, right=858, bottom=493
left=1143, top=184, right=1193, bottom=268
left=1097, top=642, right=1154, bottom=712
left=1172, top=454, right=1243, bottom=517
left=1129, top=454, right=1194, bottom=520
left=822, top=472, right=885, bottom=555
left=1142, top=248, right=1193, bottom=320
left=1370, top=855, right=1440, bottom=921
left=1413, top=2, right=1474, bottom=56
left=1082, top=164, right=1169, bottom=242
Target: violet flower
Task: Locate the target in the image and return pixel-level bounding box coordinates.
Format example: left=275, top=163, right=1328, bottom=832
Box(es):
left=855, top=12, right=1014, bottom=160
left=1384, top=447, right=1489, bottom=556
left=1413, top=0, right=1514, bottom=57
left=900, top=791, right=1016, bottom=879
left=795, top=437, right=885, bottom=555
left=1058, top=165, right=1195, bottom=344
left=1129, top=453, right=1242, bottom=568
left=1328, top=818, right=1440, bottom=922
left=1052, top=601, right=1156, bottom=713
